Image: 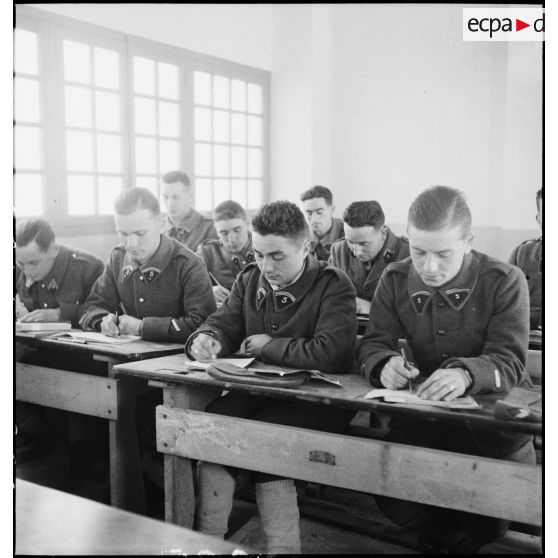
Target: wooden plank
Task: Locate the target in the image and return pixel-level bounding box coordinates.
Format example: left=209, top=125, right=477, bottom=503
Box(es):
left=156, top=407, right=542, bottom=526
left=162, top=385, right=220, bottom=528
left=526, top=349, right=542, bottom=382
left=15, top=362, right=117, bottom=419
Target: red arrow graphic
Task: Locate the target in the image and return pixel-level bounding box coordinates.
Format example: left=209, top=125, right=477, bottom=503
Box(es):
left=516, top=19, right=530, bottom=31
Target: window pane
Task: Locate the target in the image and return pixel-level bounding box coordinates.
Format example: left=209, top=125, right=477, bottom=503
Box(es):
left=195, top=178, right=212, bottom=212
left=98, top=175, right=122, bottom=214
left=231, top=179, right=247, bottom=208
left=213, top=75, right=230, bottom=109
left=15, top=77, right=40, bottom=123
left=15, top=126, right=41, bottom=170
left=213, top=110, right=230, bottom=143
left=158, top=101, right=179, bottom=137
left=247, top=147, right=262, bottom=178
left=158, top=62, right=179, bottom=99
left=213, top=145, right=229, bottom=177
left=214, top=179, right=230, bottom=206
left=95, top=91, right=120, bottom=131
left=159, top=140, right=180, bottom=173
left=247, top=116, right=263, bottom=146
left=66, top=131, right=93, bottom=172
left=231, top=113, right=246, bottom=144
left=231, top=147, right=246, bottom=178
left=195, top=144, right=211, bottom=176
left=135, top=175, right=158, bottom=197
left=65, top=86, right=92, bottom=128
left=94, top=47, right=119, bottom=89
left=133, top=57, right=155, bottom=95
left=194, top=108, right=212, bottom=141
left=15, top=29, right=38, bottom=75
left=134, top=97, right=156, bottom=135
left=14, top=173, right=42, bottom=216
left=247, top=179, right=263, bottom=210
left=194, top=71, right=211, bottom=106
left=135, top=137, right=157, bottom=174
left=97, top=134, right=121, bottom=173
left=247, top=83, right=263, bottom=114
left=64, top=40, right=91, bottom=84
left=231, top=79, right=246, bottom=112
left=67, top=174, right=95, bottom=215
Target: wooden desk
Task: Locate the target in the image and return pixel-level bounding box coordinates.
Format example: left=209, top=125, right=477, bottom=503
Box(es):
left=114, top=354, right=542, bottom=530
left=15, top=479, right=248, bottom=555
left=15, top=331, right=184, bottom=514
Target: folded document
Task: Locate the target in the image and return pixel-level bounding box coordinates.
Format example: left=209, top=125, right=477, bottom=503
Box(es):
left=365, top=388, right=480, bottom=409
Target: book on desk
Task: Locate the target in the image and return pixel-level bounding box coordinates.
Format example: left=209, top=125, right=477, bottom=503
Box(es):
left=46, top=331, right=141, bottom=345
left=15, top=321, right=72, bottom=332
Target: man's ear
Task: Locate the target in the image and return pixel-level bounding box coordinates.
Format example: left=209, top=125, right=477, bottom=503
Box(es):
left=464, top=233, right=474, bottom=253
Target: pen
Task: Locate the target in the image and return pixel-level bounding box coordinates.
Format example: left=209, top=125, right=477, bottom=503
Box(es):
left=114, top=310, right=120, bottom=337
left=401, top=346, right=414, bottom=394
left=208, top=272, right=223, bottom=289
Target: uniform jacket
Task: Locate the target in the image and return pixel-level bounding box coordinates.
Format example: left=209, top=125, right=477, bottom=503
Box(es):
left=329, top=227, right=409, bottom=301
left=162, top=209, right=218, bottom=252
left=79, top=235, right=216, bottom=342
left=309, top=218, right=344, bottom=261
left=186, top=255, right=357, bottom=374
left=196, top=237, right=255, bottom=290
left=357, top=250, right=532, bottom=395
left=509, top=237, right=542, bottom=329
left=16, top=245, right=103, bottom=327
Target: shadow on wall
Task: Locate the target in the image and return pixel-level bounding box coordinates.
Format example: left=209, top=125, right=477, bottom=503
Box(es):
left=57, top=233, right=119, bottom=263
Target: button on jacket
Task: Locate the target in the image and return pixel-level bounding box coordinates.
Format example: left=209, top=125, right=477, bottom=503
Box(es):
left=309, top=218, right=344, bottom=261
left=329, top=227, right=409, bottom=301
left=79, top=235, right=216, bottom=342
left=509, top=237, right=542, bottom=329
left=16, top=245, right=103, bottom=327
left=162, top=209, right=218, bottom=252
left=196, top=237, right=255, bottom=290
left=186, top=255, right=357, bottom=374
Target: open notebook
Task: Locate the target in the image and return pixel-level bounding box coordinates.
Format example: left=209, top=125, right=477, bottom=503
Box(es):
left=365, top=388, right=480, bottom=409
left=16, top=321, right=72, bottom=332
left=48, top=331, right=141, bottom=344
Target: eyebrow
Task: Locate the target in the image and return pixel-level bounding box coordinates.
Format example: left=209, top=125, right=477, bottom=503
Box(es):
left=254, top=249, right=284, bottom=257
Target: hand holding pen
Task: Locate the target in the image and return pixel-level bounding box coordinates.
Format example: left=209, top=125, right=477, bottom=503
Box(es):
left=100, top=309, right=121, bottom=337
left=380, top=346, right=420, bottom=390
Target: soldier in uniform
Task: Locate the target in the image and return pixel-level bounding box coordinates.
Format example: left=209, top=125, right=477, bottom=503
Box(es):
left=509, top=189, right=542, bottom=329
left=80, top=187, right=216, bottom=342
left=357, top=186, right=535, bottom=553
left=161, top=170, right=217, bottom=251
left=329, top=201, right=409, bottom=315
left=300, top=185, right=344, bottom=261
left=196, top=200, right=254, bottom=306
left=186, top=201, right=357, bottom=554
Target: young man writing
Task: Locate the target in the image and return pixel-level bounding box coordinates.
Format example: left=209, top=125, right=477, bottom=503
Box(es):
left=196, top=200, right=254, bottom=306
left=357, top=186, right=535, bottom=553
left=186, top=200, right=357, bottom=554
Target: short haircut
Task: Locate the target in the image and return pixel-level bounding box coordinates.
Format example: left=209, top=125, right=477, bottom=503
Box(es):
left=343, top=201, right=385, bottom=229
left=214, top=200, right=246, bottom=222
left=114, top=187, right=161, bottom=217
left=251, top=200, right=309, bottom=244
left=408, top=185, right=472, bottom=236
left=300, top=185, right=333, bottom=206
left=162, top=170, right=191, bottom=188
left=15, top=218, right=55, bottom=251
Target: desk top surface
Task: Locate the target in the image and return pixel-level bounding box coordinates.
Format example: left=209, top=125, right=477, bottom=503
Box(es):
left=114, top=354, right=541, bottom=434
left=16, top=331, right=184, bottom=360
left=15, top=479, right=247, bottom=555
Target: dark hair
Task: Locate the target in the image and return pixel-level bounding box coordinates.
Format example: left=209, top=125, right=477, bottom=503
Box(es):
left=15, top=218, right=55, bottom=251
left=214, top=200, right=246, bottom=222
left=408, top=185, right=471, bottom=236
left=300, top=185, right=333, bottom=206
left=114, top=187, right=161, bottom=217
left=162, top=170, right=191, bottom=188
left=343, top=201, right=385, bottom=229
left=251, top=200, right=309, bottom=243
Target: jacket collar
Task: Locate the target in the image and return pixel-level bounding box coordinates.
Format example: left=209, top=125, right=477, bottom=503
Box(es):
left=120, top=235, right=174, bottom=284
left=309, top=218, right=343, bottom=247
left=408, top=252, right=479, bottom=315
left=164, top=209, right=202, bottom=235
left=256, top=255, right=320, bottom=312
left=229, top=236, right=255, bottom=267
left=37, top=245, right=71, bottom=293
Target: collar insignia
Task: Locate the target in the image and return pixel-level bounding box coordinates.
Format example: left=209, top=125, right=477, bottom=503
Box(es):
left=443, top=288, right=470, bottom=309
left=256, top=286, right=267, bottom=309
left=141, top=266, right=161, bottom=284
left=411, top=290, right=431, bottom=315
left=275, top=291, right=296, bottom=310
left=46, top=278, right=58, bottom=292
left=122, top=265, right=135, bottom=281
left=383, top=249, right=395, bottom=263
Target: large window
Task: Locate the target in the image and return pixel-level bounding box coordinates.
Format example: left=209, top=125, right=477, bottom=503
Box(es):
left=14, top=6, right=270, bottom=233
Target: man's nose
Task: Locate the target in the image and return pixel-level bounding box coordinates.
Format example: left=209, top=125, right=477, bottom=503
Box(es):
left=126, top=235, right=138, bottom=248
left=423, top=253, right=439, bottom=273
left=261, top=256, right=274, bottom=274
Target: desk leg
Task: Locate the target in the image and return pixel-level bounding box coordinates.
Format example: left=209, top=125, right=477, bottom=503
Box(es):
left=108, top=366, right=146, bottom=513
left=162, top=385, right=218, bottom=528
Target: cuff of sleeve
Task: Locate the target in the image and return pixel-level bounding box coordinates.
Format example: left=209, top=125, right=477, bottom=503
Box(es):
left=360, top=350, right=399, bottom=384
left=58, top=302, right=79, bottom=326
left=444, top=357, right=502, bottom=395
left=141, top=317, right=171, bottom=342
left=260, top=338, right=291, bottom=366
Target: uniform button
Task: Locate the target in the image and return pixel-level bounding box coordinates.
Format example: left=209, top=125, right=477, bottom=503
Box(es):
left=72, top=253, right=77, bottom=258
left=140, top=276, right=144, bottom=281
left=437, top=329, right=446, bottom=335
left=43, top=303, right=48, bottom=308
left=139, top=297, right=145, bottom=303
left=437, top=301, right=445, bottom=307
left=271, top=324, right=278, bottom=331
left=41, top=283, right=45, bottom=288
left=442, top=353, right=449, bottom=359
left=364, top=286, right=370, bottom=292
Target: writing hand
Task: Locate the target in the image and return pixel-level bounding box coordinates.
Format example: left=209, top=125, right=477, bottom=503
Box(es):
left=18, top=308, right=61, bottom=323
left=116, top=315, right=142, bottom=336
left=213, top=285, right=231, bottom=306
left=415, top=368, right=471, bottom=401
left=101, top=313, right=120, bottom=337
left=190, top=333, right=222, bottom=362
left=245, top=334, right=273, bottom=358
left=380, top=356, right=420, bottom=390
